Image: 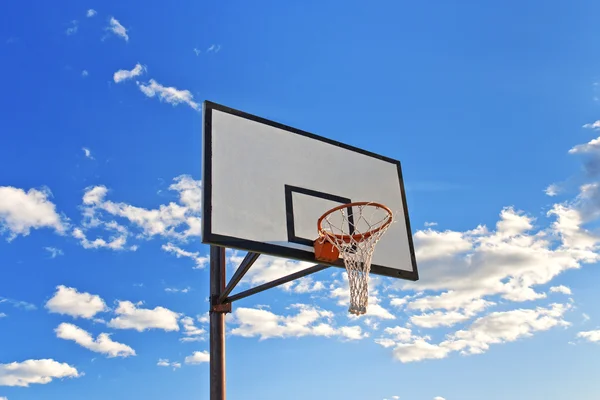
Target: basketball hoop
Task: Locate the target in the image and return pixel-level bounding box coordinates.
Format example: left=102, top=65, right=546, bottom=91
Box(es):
left=314, top=202, right=393, bottom=315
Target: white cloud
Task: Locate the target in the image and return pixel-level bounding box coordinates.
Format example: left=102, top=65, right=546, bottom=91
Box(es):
left=569, top=136, right=600, bottom=154
left=392, top=201, right=599, bottom=329
left=0, top=313, right=6, bottom=318
left=433, top=397, right=446, bottom=400
left=82, top=147, right=94, bottom=159
left=81, top=70, right=89, bottom=77
left=113, top=63, right=145, bottom=83
left=165, top=287, right=191, bottom=294
left=45, top=285, right=107, bottom=319
left=162, top=243, right=208, bottom=269
left=377, top=304, right=570, bottom=363
left=184, top=351, right=210, bottom=365
left=0, top=359, right=81, bottom=387
left=108, top=301, right=180, bottom=332
left=86, top=9, right=97, bottom=18
left=79, top=176, right=202, bottom=244
left=583, top=313, right=591, bottom=321
left=0, top=297, right=36, bottom=311
left=44, top=247, right=63, bottom=258
left=282, top=277, right=325, bottom=293
left=545, top=184, right=560, bottom=197
left=392, top=339, right=452, bottom=363
left=0, top=186, right=67, bottom=240
left=207, top=44, right=221, bottom=53
left=180, top=316, right=206, bottom=342
left=409, top=299, right=494, bottom=329
left=583, top=120, right=600, bottom=130
left=157, top=359, right=181, bottom=369
left=137, top=79, right=199, bottom=110
left=424, top=221, right=438, bottom=227
left=410, top=310, right=473, bottom=329
left=106, top=17, right=128, bottom=41
left=445, top=303, right=570, bottom=355
left=83, top=186, right=108, bottom=205
left=389, top=294, right=414, bottom=309
left=0, top=396, right=6, bottom=400
left=72, top=227, right=129, bottom=251
left=193, top=48, right=201, bottom=56
left=577, top=330, right=600, bottom=343
left=169, top=175, right=202, bottom=212
left=65, top=20, right=78, bottom=35
left=197, top=313, right=209, bottom=324
left=413, top=228, right=473, bottom=262
left=230, top=304, right=367, bottom=341
left=55, top=323, right=135, bottom=358
left=549, top=285, right=572, bottom=295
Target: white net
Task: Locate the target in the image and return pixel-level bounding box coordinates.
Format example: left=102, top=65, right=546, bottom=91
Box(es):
left=319, top=203, right=393, bottom=315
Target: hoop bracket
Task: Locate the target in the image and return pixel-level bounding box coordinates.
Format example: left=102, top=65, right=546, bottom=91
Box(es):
left=211, top=295, right=232, bottom=313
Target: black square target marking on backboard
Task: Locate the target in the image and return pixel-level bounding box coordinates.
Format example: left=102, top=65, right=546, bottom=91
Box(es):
left=284, top=185, right=356, bottom=247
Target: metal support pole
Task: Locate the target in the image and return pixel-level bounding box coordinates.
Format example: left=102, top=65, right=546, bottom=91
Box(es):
left=210, top=246, right=229, bottom=400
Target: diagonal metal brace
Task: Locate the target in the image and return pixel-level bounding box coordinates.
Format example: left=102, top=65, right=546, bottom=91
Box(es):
left=222, top=264, right=329, bottom=304
left=216, top=252, right=260, bottom=305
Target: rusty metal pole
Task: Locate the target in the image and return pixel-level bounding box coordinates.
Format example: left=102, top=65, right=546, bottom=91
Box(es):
left=210, top=246, right=229, bottom=400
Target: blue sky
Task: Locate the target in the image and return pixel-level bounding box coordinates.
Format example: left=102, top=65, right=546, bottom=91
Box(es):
left=2, top=1, right=600, bottom=399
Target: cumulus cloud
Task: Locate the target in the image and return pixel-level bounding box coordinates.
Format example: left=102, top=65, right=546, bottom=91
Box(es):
left=376, top=303, right=570, bottom=363
left=44, top=247, right=63, bottom=258
left=157, top=359, right=181, bottom=369
left=577, top=330, right=600, bottom=343
left=45, top=285, right=107, bottom=319
left=137, top=79, right=199, bottom=110
left=549, top=285, right=572, bottom=295
left=65, top=20, right=78, bottom=35
left=55, top=323, right=135, bottom=358
left=582, top=120, right=600, bottom=130
left=86, top=9, right=97, bottom=18
left=108, top=301, right=180, bottom=332
left=78, top=175, right=201, bottom=245
left=165, top=287, right=191, bottom=294
left=390, top=199, right=599, bottom=332
left=0, top=186, right=67, bottom=240
left=106, top=17, right=128, bottom=41
left=281, top=277, right=325, bottom=293
left=0, top=359, right=81, bottom=387
left=180, top=316, right=206, bottom=342
left=162, top=243, right=208, bottom=269
left=0, top=297, right=36, bottom=311
left=230, top=304, right=367, bottom=341
left=545, top=184, right=560, bottom=197
left=113, top=63, right=145, bottom=83
left=184, top=351, right=210, bottom=365
left=72, top=226, right=129, bottom=251
left=82, top=147, right=94, bottom=159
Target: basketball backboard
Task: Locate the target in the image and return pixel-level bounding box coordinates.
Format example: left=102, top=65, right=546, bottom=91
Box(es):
left=201, top=101, right=418, bottom=281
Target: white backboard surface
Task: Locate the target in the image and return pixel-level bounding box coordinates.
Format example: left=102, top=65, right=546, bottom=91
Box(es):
left=202, top=101, right=418, bottom=280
